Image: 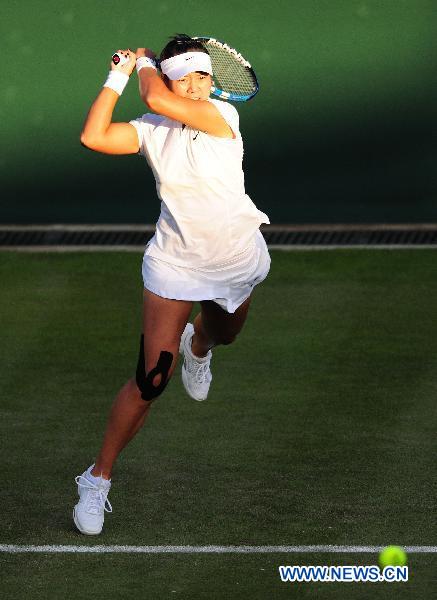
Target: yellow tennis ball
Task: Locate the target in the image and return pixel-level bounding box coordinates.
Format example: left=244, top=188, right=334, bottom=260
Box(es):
left=379, top=546, right=407, bottom=568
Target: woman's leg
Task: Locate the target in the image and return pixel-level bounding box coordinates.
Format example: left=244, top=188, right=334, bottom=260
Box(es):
left=191, top=295, right=252, bottom=357
left=92, top=290, right=193, bottom=479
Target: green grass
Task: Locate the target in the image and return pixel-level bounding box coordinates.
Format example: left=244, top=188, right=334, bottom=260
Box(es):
left=1, top=553, right=436, bottom=599
left=0, top=249, right=436, bottom=599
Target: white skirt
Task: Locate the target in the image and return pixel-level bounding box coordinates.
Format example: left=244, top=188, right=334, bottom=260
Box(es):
left=142, top=229, right=271, bottom=313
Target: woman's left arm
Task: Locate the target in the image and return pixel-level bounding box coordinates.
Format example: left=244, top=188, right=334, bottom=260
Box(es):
left=135, top=48, right=232, bottom=138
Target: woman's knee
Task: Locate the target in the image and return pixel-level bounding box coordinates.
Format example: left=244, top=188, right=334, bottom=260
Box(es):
left=134, top=369, right=174, bottom=403
left=135, top=335, right=179, bottom=402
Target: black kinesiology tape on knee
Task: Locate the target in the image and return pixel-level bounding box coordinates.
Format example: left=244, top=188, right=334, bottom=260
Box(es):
left=135, top=334, right=173, bottom=401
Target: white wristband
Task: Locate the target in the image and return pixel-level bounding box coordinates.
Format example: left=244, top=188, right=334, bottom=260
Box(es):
left=136, top=56, right=157, bottom=74
left=103, top=71, right=129, bottom=95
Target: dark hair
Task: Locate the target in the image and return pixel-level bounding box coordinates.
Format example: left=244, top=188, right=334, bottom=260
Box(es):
left=159, top=33, right=209, bottom=65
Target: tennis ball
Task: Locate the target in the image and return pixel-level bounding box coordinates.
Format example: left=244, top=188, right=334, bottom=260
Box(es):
left=379, top=546, right=407, bottom=568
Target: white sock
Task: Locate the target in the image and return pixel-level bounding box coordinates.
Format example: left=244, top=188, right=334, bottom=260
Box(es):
left=86, top=465, right=111, bottom=484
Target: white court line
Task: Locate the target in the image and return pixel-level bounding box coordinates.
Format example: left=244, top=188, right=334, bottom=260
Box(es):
left=1, top=224, right=436, bottom=231
left=0, top=545, right=436, bottom=554
left=1, top=245, right=436, bottom=253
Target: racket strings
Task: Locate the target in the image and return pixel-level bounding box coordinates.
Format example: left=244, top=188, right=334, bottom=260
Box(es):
left=207, top=46, right=256, bottom=95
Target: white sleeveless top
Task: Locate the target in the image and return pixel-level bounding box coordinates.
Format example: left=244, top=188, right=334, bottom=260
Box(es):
left=129, top=97, right=270, bottom=268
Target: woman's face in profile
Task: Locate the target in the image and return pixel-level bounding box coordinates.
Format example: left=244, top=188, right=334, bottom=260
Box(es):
left=164, top=71, right=212, bottom=101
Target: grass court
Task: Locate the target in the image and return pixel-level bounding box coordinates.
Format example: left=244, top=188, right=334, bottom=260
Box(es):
left=0, top=249, right=436, bottom=599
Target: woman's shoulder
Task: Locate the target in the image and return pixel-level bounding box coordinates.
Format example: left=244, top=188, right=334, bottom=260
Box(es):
left=208, top=98, right=239, bottom=117
left=207, top=98, right=240, bottom=138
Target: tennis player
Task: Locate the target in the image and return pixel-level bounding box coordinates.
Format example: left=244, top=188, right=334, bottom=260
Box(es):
left=73, top=34, right=270, bottom=535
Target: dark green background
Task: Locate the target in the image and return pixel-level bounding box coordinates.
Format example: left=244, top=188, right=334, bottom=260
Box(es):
left=1, top=0, right=436, bottom=224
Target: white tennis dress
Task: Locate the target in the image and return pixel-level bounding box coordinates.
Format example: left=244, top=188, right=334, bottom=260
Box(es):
left=129, top=98, right=270, bottom=313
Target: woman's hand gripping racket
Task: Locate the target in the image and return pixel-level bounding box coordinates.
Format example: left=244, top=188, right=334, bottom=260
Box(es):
left=192, top=37, right=259, bottom=102
left=111, top=49, right=137, bottom=77
left=112, top=49, right=156, bottom=75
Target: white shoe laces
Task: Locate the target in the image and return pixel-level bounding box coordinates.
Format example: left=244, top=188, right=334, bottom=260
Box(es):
left=75, top=475, right=113, bottom=515
left=191, top=359, right=211, bottom=384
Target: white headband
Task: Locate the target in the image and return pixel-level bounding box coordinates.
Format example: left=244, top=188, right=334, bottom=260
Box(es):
left=160, top=52, right=213, bottom=80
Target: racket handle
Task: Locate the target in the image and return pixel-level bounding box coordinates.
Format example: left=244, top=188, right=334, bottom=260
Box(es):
left=112, top=52, right=129, bottom=66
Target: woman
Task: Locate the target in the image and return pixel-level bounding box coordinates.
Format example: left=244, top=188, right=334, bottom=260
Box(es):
left=73, top=34, right=270, bottom=535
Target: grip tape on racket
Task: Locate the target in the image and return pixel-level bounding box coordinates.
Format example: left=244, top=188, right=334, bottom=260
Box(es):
left=112, top=53, right=129, bottom=66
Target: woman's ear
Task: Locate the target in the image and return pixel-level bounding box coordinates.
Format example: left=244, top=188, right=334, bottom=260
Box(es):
left=161, top=73, right=170, bottom=88
left=160, top=73, right=167, bottom=81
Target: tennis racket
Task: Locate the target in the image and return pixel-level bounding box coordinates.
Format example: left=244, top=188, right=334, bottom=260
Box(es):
left=192, top=37, right=259, bottom=102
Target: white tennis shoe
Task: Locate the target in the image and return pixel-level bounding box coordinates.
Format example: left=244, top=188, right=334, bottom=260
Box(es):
left=179, top=323, right=212, bottom=401
left=73, top=465, right=112, bottom=535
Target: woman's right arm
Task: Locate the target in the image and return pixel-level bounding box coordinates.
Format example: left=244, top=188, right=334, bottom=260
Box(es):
left=80, top=50, right=140, bottom=155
